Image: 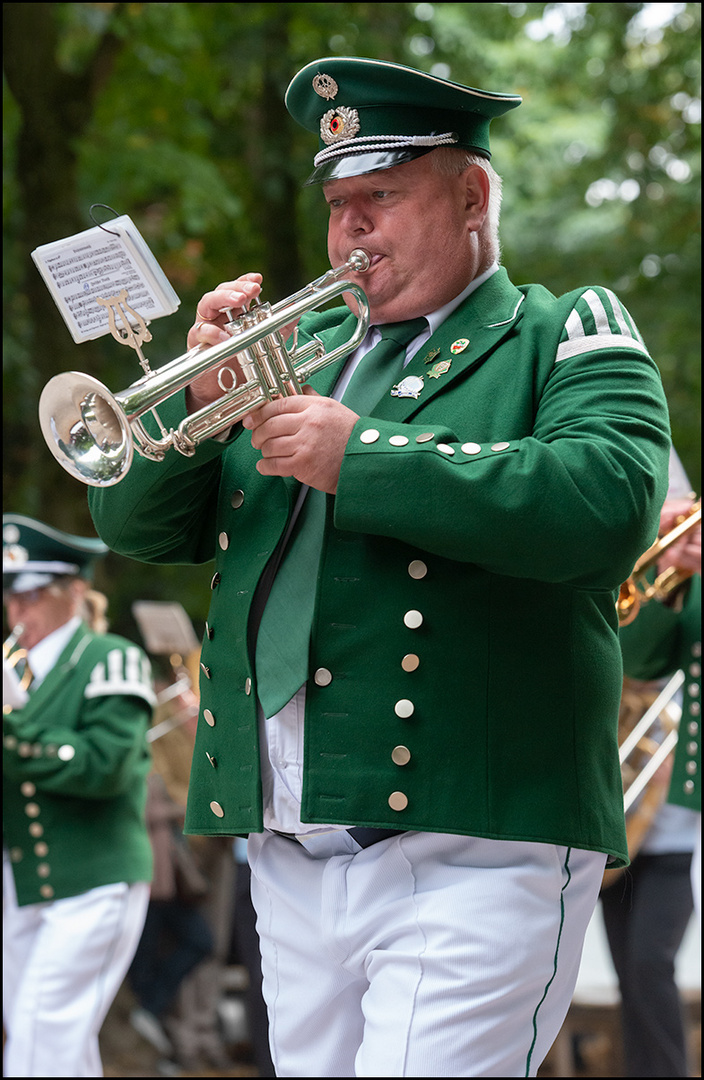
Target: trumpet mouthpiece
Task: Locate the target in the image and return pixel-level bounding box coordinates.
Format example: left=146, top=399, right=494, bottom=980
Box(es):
left=348, top=249, right=371, bottom=272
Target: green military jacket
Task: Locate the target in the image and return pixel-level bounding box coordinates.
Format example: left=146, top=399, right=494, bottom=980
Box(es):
left=3, top=622, right=155, bottom=905
left=620, top=575, right=701, bottom=813
left=89, top=268, right=671, bottom=867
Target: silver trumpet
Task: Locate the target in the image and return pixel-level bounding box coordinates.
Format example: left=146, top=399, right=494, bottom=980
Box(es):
left=38, top=249, right=371, bottom=487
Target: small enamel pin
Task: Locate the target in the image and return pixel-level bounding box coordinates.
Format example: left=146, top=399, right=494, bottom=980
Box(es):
left=450, top=338, right=470, bottom=354
left=427, top=359, right=452, bottom=379
left=423, top=348, right=441, bottom=365
left=391, top=375, right=424, bottom=399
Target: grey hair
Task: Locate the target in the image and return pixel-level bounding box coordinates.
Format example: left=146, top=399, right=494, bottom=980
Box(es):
left=430, top=147, right=503, bottom=264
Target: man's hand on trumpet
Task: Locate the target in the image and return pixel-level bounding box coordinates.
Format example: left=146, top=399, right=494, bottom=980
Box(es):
left=186, top=274, right=263, bottom=411
left=657, top=497, right=702, bottom=578
left=242, top=388, right=359, bottom=495
left=186, top=273, right=355, bottom=491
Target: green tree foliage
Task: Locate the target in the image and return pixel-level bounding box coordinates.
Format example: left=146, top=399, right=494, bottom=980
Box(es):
left=3, top=2, right=700, bottom=642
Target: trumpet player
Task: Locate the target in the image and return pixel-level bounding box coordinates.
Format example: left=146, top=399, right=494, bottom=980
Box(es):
left=2, top=515, right=155, bottom=1078
left=602, top=460, right=701, bottom=1078
left=88, top=57, right=671, bottom=1077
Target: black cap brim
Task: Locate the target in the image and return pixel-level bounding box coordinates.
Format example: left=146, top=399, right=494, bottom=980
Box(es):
left=304, top=147, right=434, bottom=186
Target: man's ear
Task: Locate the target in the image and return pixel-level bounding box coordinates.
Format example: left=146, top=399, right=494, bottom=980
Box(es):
left=464, top=164, right=490, bottom=232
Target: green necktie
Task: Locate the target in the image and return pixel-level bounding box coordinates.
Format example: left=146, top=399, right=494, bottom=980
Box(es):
left=254, top=318, right=427, bottom=719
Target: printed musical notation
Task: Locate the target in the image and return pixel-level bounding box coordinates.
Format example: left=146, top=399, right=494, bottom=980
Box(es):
left=32, top=216, right=180, bottom=343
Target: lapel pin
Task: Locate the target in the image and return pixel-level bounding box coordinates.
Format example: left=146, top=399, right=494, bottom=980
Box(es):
left=391, top=375, right=424, bottom=399
left=423, top=348, right=441, bottom=364
left=427, top=359, right=452, bottom=379
left=450, top=338, right=470, bottom=354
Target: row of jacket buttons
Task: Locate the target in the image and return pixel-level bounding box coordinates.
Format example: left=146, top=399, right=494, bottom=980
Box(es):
left=312, top=557, right=427, bottom=816
left=205, top=493, right=249, bottom=820
left=9, top=779, right=54, bottom=897
left=390, top=563, right=420, bottom=811
left=359, top=428, right=512, bottom=456
left=681, top=642, right=701, bottom=798
left=205, top=503, right=429, bottom=822
left=4, top=735, right=74, bottom=761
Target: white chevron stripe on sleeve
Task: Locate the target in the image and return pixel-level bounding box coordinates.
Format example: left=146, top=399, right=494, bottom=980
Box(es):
left=556, top=333, right=650, bottom=362
left=84, top=648, right=155, bottom=704
left=556, top=288, right=649, bottom=362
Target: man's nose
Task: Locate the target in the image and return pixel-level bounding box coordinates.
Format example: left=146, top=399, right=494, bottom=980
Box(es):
left=341, top=203, right=374, bottom=233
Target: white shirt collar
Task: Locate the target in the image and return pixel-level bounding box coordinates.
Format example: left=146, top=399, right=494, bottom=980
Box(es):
left=423, top=262, right=499, bottom=339
left=28, top=616, right=82, bottom=689
left=399, top=261, right=498, bottom=364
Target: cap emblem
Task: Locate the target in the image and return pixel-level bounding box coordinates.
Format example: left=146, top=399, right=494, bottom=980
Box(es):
left=3, top=544, right=28, bottom=567
left=312, top=73, right=338, bottom=100
left=320, top=106, right=360, bottom=145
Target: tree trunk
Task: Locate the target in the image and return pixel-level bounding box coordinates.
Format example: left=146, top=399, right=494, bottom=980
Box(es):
left=2, top=3, right=125, bottom=528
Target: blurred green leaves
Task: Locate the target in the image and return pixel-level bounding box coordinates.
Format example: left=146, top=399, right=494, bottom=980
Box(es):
left=3, top=2, right=700, bottom=638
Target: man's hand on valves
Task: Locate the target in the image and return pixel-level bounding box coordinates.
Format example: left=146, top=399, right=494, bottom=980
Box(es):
left=188, top=274, right=358, bottom=493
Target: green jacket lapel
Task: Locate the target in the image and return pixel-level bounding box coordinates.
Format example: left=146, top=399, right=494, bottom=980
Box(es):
left=275, top=269, right=524, bottom=484
left=373, top=267, right=525, bottom=423
left=25, top=623, right=93, bottom=714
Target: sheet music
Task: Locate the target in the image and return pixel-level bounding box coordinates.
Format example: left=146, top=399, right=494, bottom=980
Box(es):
left=32, top=215, right=180, bottom=343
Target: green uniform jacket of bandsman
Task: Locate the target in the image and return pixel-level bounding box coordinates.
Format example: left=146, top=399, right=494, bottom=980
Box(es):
left=89, top=268, right=671, bottom=868
left=619, top=574, right=701, bottom=813
left=3, top=622, right=155, bottom=905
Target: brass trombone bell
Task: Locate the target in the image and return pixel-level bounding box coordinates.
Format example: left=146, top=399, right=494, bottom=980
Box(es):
left=602, top=670, right=682, bottom=889
left=38, top=250, right=371, bottom=488
left=617, top=499, right=701, bottom=626
left=618, top=669, right=683, bottom=813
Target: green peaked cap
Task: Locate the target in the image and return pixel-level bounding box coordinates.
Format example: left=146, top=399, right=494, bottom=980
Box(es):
left=285, top=56, right=522, bottom=184
left=3, top=513, right=107, bottom=595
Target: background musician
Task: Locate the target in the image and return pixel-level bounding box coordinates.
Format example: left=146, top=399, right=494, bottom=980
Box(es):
left=2, top=514, right=154, bottom=1078
left=603, top=455, right=701, bottom=1077
left=88, top=56, right=671, bottom=1077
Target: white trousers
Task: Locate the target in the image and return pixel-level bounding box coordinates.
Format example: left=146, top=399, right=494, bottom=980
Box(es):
left=3, top=853, right=149, bottom=1077
left=248, top=829, right=606, bottom=1077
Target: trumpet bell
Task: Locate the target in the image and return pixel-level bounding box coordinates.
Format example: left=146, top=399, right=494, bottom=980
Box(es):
left=39, top=372, right=134, bottom=487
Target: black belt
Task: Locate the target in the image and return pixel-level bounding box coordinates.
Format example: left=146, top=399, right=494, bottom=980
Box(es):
left=272, top=828, right=404, bottom=849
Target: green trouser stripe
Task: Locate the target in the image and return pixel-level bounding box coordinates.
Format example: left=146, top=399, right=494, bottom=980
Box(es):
left=524, top=847, right=572, bottom=1076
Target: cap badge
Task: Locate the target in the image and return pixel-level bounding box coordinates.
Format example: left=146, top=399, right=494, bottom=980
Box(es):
left=427, top=359, right=452, bottom=379
left=450, top=338, right=470, bottom=354
left=320, top=106, right=360, bottom=145
left=312, top=73, right=338, bottom=100
left=391, top=375, right=424, bottom=400
left=3, top=544, right=28, bottom=567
